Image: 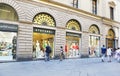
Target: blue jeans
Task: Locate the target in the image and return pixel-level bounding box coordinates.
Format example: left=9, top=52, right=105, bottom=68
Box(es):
left=101, top=54, right=105, bottom=61
left=45, top=53, right=50, bottom=61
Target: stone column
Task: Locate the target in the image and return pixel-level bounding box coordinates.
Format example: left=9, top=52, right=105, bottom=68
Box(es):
left=17, top=22, right=33, bottom=61
left=54, top=27, right=66, bottom=59
left=81, top=32, right=89, bottom=58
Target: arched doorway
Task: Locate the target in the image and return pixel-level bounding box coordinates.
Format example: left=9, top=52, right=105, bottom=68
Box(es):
left=106, top=29, right=115, bottom=49
left=0, top=3, right=18, bottom=61
left=66, top=19, right=81, bottom=58
left=33, top=13, right=55, bottom=59
left=89, top=24, right=100, bottom=57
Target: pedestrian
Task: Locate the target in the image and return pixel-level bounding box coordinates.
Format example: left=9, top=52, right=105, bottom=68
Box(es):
left=115, top=48, right=120, bottom=62
left=101, top=45, right=107, bottom=62
left=60, top=46, right=64, bottom=61
left=107, top=47, right=112, bottom=62
left=45, top=43, right=51, bottom=61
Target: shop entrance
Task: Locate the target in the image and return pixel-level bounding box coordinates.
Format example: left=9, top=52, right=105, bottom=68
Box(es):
left=66, top=32, right=81, bottom=58
left=33, top=27, right=55, bottom=59
left=106, top=39, right=115, bottom=49
left=106, top=29, right=115, bottom=49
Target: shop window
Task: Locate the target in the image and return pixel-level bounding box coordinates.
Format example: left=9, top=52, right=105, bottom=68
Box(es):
left=89, top=25, right=100, bottom=57
left=33, top=27, right=55, bottom=59
left=66, top=32, right=81, bottom=58
left=72, top=0, right=78, bottom=8
left=0, top=3, right=18, bottom=21
left=66, top=19, right=81, bottom=31
left=33, top=13, right=56, bottom=27
left=92, top=0, right=97, bottom=14
left=0, top=23, right=18, bottom=61
left=89, top=36, right=100, bottom=57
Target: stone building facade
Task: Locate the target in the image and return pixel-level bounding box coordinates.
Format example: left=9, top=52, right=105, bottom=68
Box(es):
left=0, top=0, right=120, bottom=61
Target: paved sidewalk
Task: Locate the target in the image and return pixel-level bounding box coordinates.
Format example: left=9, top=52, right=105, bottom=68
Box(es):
left=0, top=58, right=120, bottom=76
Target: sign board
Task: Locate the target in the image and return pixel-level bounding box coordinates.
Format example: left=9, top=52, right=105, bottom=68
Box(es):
left=66, top=32, right=81, bottom=37
left=33, top=27, right=55, bottom=34
left=0, top=23, right=18, bottom=32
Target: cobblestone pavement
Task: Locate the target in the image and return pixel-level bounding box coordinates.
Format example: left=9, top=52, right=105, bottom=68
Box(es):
left=0, top=58, right=120, bottom=76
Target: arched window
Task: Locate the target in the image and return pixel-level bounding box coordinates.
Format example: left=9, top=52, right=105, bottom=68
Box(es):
left=89, top=24, right=100, bottom=57
left=89, top=25, right=100, bottom=34
left=0, top=3, right=18, bottom=21
left=66, top=19, right=81, bottom=31
left=33, top=13, right=56, bottom=27
left=107, top=29, right=115, bottom=39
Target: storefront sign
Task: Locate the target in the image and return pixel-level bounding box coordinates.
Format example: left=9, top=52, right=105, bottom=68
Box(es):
left=66, top=32, right=81, bottom=37
left=33, top=27, right=55, bottom=34
left=0, top=23, right=18, bottom=32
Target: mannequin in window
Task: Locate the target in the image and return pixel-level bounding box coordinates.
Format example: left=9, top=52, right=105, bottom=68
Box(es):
left=72, top=43, right=76, bottom=56
left=36, top=40, right=40, bottom=58
left=75, top=43, right=79, bottom=56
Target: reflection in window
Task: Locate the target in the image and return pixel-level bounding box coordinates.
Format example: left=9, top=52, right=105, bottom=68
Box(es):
left=92, top=0, right=97, bottom=14
left=72, top=0, right=78, bottom=8
left=33, top=13, right=55, bottom=27
left=0, top=3, right=18, bottom=21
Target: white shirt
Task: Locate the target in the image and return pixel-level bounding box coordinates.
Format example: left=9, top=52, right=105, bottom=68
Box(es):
left=107, top=48, right=112, bottom=55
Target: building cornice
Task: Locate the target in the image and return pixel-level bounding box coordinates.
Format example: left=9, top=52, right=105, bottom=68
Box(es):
left=39, top=0, right=102, bottom=20
left=17, top=0, right=120, bottom=26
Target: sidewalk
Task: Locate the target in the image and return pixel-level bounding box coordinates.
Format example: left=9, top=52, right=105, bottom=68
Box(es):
left=0, top=58, right=120, bottom=76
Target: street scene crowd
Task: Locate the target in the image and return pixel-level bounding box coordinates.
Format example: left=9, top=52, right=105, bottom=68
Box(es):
left=44, top=43, right=120, bottom=63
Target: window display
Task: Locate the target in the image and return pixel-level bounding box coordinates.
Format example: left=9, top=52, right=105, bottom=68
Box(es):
left=89, top=36, right=100, bottom=57
left=0, top=31, right=17, bottom=60
left=33, top=28, right=55, bottom=59
left=89, top=25, right=100, bottom=57
left=66, top=33, right=80, bottom=58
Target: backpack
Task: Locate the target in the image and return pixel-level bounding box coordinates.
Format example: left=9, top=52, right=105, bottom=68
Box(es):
left=48, top=46, right=52, bottom=53
left=46, top=46, right=52, bottom=53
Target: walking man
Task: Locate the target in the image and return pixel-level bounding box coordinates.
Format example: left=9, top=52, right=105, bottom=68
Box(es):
left=101, top=45, right=107, bottom=62
left=45, top=43, right=51, bottom=61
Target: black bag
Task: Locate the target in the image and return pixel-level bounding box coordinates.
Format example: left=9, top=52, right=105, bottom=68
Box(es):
left=48, top=47, right=52, bottom=53
left=46, top=46, right=52, bottom=53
